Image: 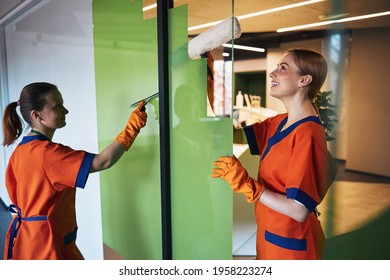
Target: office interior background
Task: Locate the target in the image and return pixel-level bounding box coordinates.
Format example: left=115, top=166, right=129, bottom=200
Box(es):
left=0, top=0, right=389, bottom=260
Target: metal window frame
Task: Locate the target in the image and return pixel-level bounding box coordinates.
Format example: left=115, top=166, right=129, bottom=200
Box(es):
left=0, top=0, right=43, bottom=206
left=157, top=0, right=174, bottom=260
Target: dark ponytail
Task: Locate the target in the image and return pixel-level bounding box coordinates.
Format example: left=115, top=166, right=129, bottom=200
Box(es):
left=2, top=101, right=23, bottom=146
left=2, top=82, right=58, bottom=146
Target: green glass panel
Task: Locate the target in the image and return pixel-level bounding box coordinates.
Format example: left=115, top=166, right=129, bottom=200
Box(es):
left=170, top=5, right=233, bottom=259
left=93, top=0, right=233, bottom=260
left=92, top=0, right=161, bottom=259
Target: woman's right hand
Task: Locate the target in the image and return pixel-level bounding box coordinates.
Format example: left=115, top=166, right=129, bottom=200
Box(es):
left=115, top=100, right=147, bottom=151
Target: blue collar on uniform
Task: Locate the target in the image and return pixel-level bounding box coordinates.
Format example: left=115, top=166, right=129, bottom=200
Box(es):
left=261, top=115, right=322, bottom=160
left=19, top=134, right=50, bottom=146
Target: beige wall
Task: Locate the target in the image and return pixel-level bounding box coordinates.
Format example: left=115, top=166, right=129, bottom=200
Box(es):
left=345, top=27, right=390, bottom=177
left=234, top=58, right=266, bottom=73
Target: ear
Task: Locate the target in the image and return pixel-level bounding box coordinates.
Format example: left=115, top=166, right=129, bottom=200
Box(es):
left=299, top=74, right=313, bottom=87
left=30, top=110, right=42, bottom=123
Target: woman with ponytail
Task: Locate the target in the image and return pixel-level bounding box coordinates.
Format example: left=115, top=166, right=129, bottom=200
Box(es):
left=2, top=82, right=147, bottom=259
left=2, top=101, right=23, bottom=146
left=212, top=49, right=337, bottom=260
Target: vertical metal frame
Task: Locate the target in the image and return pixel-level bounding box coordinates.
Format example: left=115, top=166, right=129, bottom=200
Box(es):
left=0, top=0, right=43, bottom=206
left=0, top=25, right=10, bottom=206
left=0, top=0, right=44, bottom=111
left=157, top=0, right=173, bottom=260
left=0, top=26, right=9, bottom=113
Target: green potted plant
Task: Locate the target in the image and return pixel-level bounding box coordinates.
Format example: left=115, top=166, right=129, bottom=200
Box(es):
left=314, top=91, right=338, bottom=141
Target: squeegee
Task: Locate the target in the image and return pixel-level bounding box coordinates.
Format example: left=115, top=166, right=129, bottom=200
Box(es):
left=130, top=92, right=159, bottom=109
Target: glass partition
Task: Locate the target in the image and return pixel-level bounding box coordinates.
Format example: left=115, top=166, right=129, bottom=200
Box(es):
left=93, top=0, right=234, bottom=259
left=170, top=2, right=233, bottom=259
left=93, top=0, right=161, bottom=259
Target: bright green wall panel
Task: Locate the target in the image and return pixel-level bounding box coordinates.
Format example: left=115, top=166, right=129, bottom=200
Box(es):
left=93, top=0, right=233, bottom=260
left=170, top=6, right=233, bottom=260
left=92, top=0, right=161, bottom=259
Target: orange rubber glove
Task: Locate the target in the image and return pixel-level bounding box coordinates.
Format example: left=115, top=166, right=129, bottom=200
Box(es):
left=115, top=100, right=147, bottom=151
left=211, top=155, right=266, bottom=203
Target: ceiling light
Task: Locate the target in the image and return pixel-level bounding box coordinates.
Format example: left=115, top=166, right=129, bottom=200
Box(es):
left=277, top=11, right=390, bottom=32
left=237, top=0, right=324, bottom=20
left=318, top=13, right=349, bottom=21
left=222, top=52, right=230, bottom=57
left=143, top=3, right=157, bottom=12
left=223, top=43, right=265, bottom=53
left=188, top=0, right=324, bottom=31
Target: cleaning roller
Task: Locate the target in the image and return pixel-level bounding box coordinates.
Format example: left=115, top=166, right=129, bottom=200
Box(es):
left=188, top=17, right=242, bottom=59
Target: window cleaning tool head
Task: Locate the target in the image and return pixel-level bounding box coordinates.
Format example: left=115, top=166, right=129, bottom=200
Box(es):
left=188, top=17, right=242, bottom=59
left=130, top=92, right=159, bottom=110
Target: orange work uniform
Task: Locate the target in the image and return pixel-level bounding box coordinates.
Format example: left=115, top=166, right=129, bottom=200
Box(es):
left=3, top=134, right=95, bottom=260
left=244, top=113, right=334, bottom=259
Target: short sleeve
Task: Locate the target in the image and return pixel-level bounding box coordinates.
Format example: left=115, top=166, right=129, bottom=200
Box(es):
left=42, top=143, right=95, bottom=191
left=285, top=126, right=334, bottom=212
left=244, top=116, right=277, bottom=156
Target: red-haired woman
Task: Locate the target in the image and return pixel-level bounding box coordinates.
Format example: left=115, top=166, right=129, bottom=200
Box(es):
left=212, top=49, right=337, bottom=260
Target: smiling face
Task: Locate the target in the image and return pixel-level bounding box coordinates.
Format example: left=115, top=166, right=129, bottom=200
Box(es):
left=38, top=90, right=69, bottom=130
left=269, top=52, right=305, bottom=101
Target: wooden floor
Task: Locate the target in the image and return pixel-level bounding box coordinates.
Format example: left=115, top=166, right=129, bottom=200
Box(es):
left=318, top=181, right=390, bottom=238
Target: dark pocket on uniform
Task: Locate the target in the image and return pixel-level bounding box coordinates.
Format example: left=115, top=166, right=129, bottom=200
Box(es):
left=265, top=230, right=307, bottom=251
left=63, top=227, right=78, bottom=246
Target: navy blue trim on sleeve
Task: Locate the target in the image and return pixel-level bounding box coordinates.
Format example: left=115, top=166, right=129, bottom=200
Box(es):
left=265, top=230, right=307, bottom=251
left=286, top=187, right=317, bottom=212
left=243, top=125, right=259, bottom=155
left=75, top=152, right=95, bottom=189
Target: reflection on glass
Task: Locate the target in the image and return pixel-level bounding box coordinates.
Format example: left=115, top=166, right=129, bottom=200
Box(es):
left=172, top=85, right=215, bottom=257
left=187, top=1, right=234, bottom=118
left=212, top=59, right=233, bottom=117
left=171, top=3, right=233, bottom=259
